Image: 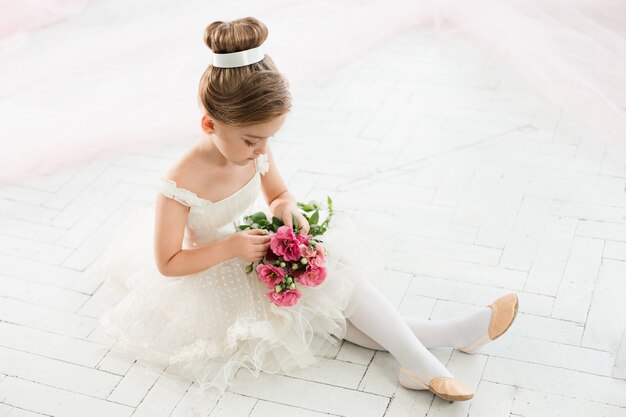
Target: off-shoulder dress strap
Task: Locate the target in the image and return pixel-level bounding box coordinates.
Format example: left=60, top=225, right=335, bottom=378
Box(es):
left=255, top=153, right=270, bottom=175
left=153, top=177, right=205, bottom=208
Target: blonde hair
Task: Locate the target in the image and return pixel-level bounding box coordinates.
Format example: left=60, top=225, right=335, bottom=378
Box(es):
left=198, top=17, right=292, bottom=126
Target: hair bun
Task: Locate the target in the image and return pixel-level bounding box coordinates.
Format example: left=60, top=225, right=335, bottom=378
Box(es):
left=204, top=17, right=268, bottom=54
left=198, top=16, right=290, bottom=126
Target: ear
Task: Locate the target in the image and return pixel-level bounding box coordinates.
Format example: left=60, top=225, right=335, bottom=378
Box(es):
left=201, top=114, right=215, bottom=135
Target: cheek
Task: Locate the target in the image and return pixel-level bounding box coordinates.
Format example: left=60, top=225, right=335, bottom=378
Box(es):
left=221, top=138, right=243, bottom=154
left=215, top=139, right=241, bottom=158
left=238, top=143, right=250, bottom=154
left=232, top=142, right=251, bottom=158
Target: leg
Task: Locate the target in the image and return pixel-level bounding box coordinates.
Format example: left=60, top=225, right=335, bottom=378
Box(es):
left=343, top=319, right=385, bottom=350
left=343, top=308, right=492, bottom=350
left=402, top=310, right=492, bottom=348
left=342, top=279, right=452, bottom=378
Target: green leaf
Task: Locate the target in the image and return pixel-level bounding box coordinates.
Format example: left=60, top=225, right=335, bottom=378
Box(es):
left=310, top=209, right=319, bottom=225
left=297, top=201, right=318, bottom=212
left=292, top=212, right=299, bottom=230
left=292, top=196, right=335, bottom=236
left=249, top=212, right=269, bottom=223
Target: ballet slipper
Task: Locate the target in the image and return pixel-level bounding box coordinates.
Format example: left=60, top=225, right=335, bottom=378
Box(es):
left=458, top=293, right=519, bottom=354
left=398, top=367, right=474, bottom=402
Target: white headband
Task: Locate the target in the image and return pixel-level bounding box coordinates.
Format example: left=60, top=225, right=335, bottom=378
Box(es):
left=210, top=45, right=265, bottom=68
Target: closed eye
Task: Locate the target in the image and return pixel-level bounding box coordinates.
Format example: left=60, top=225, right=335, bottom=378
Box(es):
left=244, top=135, right=272, bottom=147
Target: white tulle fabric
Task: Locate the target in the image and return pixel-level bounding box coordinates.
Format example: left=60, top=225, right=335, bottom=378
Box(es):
left=96, top=153, right=375, bottom=394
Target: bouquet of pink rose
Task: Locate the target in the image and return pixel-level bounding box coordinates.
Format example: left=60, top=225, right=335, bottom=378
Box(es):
left=237, top=197, right=333, bottom=307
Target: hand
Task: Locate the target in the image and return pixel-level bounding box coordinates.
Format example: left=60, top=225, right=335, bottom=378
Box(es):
left=228, top=229, right=271, bottom=263
left=281, top=204, right=310, bottom=235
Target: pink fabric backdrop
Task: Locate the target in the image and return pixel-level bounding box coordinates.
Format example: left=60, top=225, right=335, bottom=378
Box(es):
left=0, top=0, right=624, bottom=183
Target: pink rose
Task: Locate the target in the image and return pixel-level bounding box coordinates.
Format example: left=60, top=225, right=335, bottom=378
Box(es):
left=298, top=264, right=327, bottom=287
left=267, top=288, right=302, bottom=307
left=270, top=226, right=301, bottom=262
left=315, top=243, right=326, bottom=261
left=256, top=263, right=285, bottom=289
left=309, top=243, right=326, bottom=267
left=299, top=243, right=316, bottom=259
left=310, top=255, right=326, bottom=268
left=296, top=233, right=310, bottom=246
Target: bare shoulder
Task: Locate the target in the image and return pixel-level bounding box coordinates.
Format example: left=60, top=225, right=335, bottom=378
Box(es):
left=153, top=148, right=198, bottom=213
left=162, top=147, right=200, bottom=184
left=154, top=150, right=198, bottom=273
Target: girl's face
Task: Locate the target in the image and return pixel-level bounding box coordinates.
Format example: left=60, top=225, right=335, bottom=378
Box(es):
left=201, top=113, right=287, bottom=166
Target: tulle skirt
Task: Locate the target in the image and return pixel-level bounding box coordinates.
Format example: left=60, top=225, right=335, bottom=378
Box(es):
left=92, top=206, right=379, bottom=394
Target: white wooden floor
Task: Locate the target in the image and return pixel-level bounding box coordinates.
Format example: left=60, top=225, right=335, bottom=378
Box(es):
left=1, top=12, right=626, bottom=417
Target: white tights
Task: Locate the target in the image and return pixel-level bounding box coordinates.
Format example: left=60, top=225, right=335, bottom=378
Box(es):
left=342, top=279, right=492, bottom=378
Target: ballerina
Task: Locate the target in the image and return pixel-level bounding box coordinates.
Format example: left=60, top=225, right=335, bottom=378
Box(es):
left=97, top=16, right=519, bottom=402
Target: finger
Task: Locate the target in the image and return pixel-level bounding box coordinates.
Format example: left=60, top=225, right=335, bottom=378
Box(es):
left=285, top=211, right=295, bottom=226
left=248, top=229, right=266, bottom=235
left=297, top=214, right=308, bottom=228
left=297, top=219, right=309, bottom=234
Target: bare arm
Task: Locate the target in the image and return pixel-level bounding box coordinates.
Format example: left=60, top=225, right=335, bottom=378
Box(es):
left=261, top=146, right=310, bottom=233
left=154, top=191, right=270, bottom=277
left=269, top=191, right=296, bottom=219
left=153, top=193, right=239, bottom=277
left=160, top=241, right=237, bottom=277
left=259, top=146, right=289, bottom=212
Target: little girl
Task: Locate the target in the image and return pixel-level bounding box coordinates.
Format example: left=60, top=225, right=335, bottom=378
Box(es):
left=98, top=16, right=519, bottom=403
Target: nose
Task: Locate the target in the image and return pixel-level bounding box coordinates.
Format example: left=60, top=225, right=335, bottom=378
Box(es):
left=255, top=140, right=269, bottom=155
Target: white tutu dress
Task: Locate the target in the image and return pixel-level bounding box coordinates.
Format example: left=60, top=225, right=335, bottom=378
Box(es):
left=96, top=153, right=378, bottom=394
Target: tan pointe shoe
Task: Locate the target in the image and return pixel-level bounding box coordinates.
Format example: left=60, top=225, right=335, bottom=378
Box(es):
left=458, top=293, right=519, bottom=354
left=398, top=367, right=474, bottom=402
